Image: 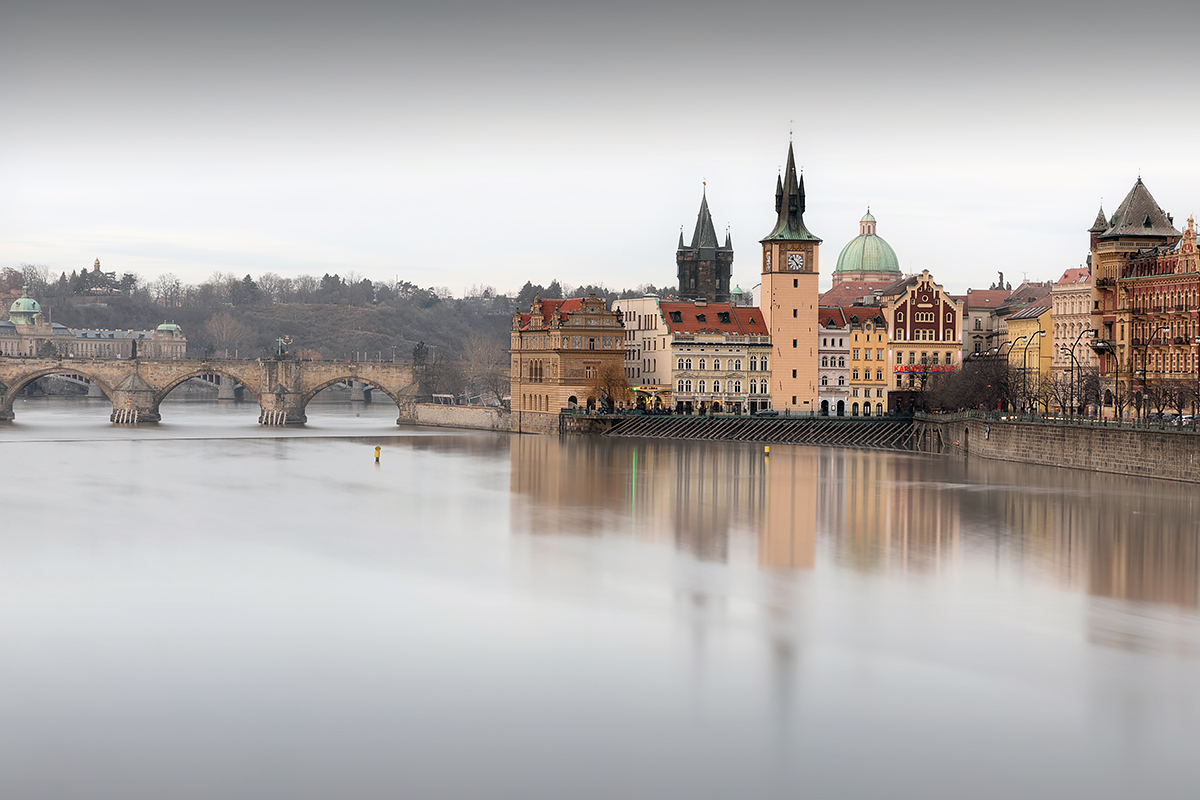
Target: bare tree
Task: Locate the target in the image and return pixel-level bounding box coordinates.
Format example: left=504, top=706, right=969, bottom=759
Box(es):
left=204, top=312, right=253, bottom=355
left=461, top=331, right=508, bottom=404
left=151, top=273, right=183, bottom=308
left=587, top=361, right=630, bottom=410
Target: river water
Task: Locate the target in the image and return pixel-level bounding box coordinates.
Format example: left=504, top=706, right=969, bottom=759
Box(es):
left=2, top=398, right=1199, bottom=799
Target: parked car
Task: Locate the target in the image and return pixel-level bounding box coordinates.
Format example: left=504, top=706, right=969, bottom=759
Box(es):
left=754, top=408, right=779, bottom=417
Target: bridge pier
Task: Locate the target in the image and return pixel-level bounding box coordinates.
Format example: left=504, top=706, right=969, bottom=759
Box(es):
left=218, top=376, right=236, bottom=400
left=110, top=372, right=161, bottom=424
left=259, top=390, right=307, bottom=426
left=350, top=381, right=366, bottom=402
left=87, top=380, right=104, bottom=398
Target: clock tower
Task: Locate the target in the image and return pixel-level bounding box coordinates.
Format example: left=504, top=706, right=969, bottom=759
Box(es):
left=760, top=143, right=821, bottom=414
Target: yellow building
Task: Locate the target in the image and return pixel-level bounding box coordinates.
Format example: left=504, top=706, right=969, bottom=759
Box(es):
left=1004, top=304, right=1052, bottom=409
left=760, top=143, right=820, bottom=415
left=509, top=294, right=626, bottom=432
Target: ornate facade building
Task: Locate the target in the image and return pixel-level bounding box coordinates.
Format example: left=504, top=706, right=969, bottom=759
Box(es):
left=509, top=294, right=626, bottom=424
left=882, top=271, right=963, bottom=413
left=817, top=308, right=850, bottom=416
left=676, top=191, right=733, bottom=303
left=1088, top=179, right=1188, bottom=414
left=760, top=143, right=821, bottom=414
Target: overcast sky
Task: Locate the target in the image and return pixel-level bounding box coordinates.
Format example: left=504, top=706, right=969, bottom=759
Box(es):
left=3, top=0, right=1198, bottom=296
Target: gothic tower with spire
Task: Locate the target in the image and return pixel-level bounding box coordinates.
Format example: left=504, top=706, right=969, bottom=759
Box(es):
left=759, top=143, right=822, bottom=414
left=676, top=190, right=733, bottom=303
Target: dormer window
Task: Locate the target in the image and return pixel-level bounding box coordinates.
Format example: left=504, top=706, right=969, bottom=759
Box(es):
left=696, top=314, right=706, bottom=322
left=718, top=312, right=731, bottom=324
left=670, top=311, right=682, bottom=323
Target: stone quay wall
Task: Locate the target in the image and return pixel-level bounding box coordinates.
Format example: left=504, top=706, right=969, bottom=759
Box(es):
left=402, top=403, right=513, bottom=432
left=915, top=415, right=1200, bottom=483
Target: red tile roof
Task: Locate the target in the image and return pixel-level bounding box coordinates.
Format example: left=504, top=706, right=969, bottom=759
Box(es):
left=516, top=297, right=587, bottom=331
left=963, top=289, right=1012, bottom=309
left=659, top=302, right=764, bottom=335
left=1055, top=267, right=1090, bottom=285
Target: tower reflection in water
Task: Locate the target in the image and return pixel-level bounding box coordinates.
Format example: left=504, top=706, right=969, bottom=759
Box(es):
left=508, top=435, right=1200, bottom=616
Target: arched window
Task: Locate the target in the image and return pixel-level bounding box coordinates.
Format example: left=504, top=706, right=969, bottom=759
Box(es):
left=821, top=356, right=829, bottom=367
left=838, top=376, right=845, bottom=386
left=698, top=380, right=706, bottom=393
left=876, top=369, right=883, bottom=381
left=677, top=380, right=685, bottom=392
left=876, top=403, right=883, bottom=416
left=897, top=312, right=904, bottom=321
left=749, top=357, right=758, bottom=371
left=734, top=359, right=742, bottom=371
left=838, top=357, right=845, bottom=368
left=761, top=359, right=769, bottom=371
left=821, top=376, right=828, bottom=386
left=685, top=358, right=692, bottom=370
left=863, top=403, right=871, bottom=416
left=698, top=358, right=706, bottom=371
left=852, top=403, right=860, bottom=416
left=852, top=369, right=859, bottom=380
left=712, top=359, right=720, bottom=371
left=685, top=379, right=693, bottom=392
left=677, top=358, right=684, bottom=370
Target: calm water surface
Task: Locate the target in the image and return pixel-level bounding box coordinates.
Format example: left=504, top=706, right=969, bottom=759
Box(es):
left=2, top=398, right=1199, bottom=799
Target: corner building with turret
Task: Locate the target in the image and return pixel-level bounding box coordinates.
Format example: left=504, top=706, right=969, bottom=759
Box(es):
left=760, top=143, right=821, bottom=414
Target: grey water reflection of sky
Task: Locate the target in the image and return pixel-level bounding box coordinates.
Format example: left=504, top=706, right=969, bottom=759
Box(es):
left=3, top=1, right=1199, bottom=294
left=2, top=406, right=1200, bottom=797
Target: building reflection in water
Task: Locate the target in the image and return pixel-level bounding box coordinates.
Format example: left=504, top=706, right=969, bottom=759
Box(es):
left=508, top=435, right=1200, bottom=612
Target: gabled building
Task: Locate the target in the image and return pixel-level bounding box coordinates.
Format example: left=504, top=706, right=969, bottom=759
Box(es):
left=881, top=271, right=964, bottom=413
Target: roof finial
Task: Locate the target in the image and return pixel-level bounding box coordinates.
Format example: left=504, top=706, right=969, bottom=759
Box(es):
left=789, top=120, right=793, bottom=143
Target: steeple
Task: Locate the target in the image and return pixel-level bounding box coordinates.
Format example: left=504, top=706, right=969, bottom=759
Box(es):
left=690, top=191, right=721, bottom=251
left=1089, top=205, right=1108, bottom=233
left=1100, top=177, right=1181, bottom=240
left=762, top=142, right=820, bottom=242
left=676, top=188, right=733, bottom=303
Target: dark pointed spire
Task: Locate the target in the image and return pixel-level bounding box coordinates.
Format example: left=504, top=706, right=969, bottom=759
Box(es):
left=762, top=142, right=820, bottom=243
left=678, top=227, right=686, bottom=250
left=775, top=173, right=783, bottom=214
left=724, top=231, right=732, bottom=249
left=1100, top=178, right=1180, bottom=239
left=1089, top=204, right=1108, bottom=233
left=690, top=192, right=720, bottom=250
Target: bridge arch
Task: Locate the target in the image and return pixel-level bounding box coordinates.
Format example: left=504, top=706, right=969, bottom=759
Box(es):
left=152, top=369, right=261, bottom=407
left=302, top=375, right=406, bottom=410
left=1, top=365, right=119, bottom=419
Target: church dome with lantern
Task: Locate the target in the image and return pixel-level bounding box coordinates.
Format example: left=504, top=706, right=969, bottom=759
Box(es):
left=7, top=286, right=42, bottom=325
left=833, top=211, right=901, bottom=284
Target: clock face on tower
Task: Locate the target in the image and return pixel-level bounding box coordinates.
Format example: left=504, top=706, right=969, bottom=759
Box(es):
left=787, top=252, right=804, bottom=271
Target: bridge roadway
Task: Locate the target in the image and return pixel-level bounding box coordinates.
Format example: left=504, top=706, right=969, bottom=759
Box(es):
left=603, top=414, right=917, bottom=450
left=0, top=356, right=418, bottom=425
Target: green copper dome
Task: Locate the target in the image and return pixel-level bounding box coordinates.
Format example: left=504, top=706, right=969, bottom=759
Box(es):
left=7, top=286, right=41, bottom=325
left=156, top=321, right=181, bottom=332
left=834, top=211, right=899, bottom=275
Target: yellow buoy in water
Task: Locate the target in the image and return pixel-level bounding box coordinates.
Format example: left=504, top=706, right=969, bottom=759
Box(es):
left=764, top=446, right=770, bottom=456
left=374, top=446, right=381, bottom=463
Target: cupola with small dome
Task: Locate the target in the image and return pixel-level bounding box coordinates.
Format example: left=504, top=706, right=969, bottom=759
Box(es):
left=7, top=285, right=43, bottom=326
left=833, top=210, right=901, bottom=285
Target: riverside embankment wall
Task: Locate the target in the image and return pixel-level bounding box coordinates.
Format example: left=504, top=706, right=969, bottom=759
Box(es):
left=916, top=416, right=1200, bottom=483
left=397, top=404, right=563, bottom=434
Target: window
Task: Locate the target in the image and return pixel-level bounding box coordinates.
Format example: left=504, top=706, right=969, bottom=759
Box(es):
left=685, top=379, right=692, bottom=392
left=699, top=358, right=706, bottom=371
left=852, top=403, right=859, bottom=416
left=734, top=380, right=742, bottom=393
left=821, top=356, right=829, bottom=367
left=793, top=309, right=797, bottom=318
left=718, top=312, right=730, bottom=324
left=677, top=358, right=684, bottom=370
left=877, top=349, right=883, bottom=360
left=712, top=359, right=720, bottom=371
left=762, top=359, right=768, bottom=371
left=853, top=349, right=860, bottom=360
left=876, top=389, right=883, bottom=398
left=876, top=403, right=883, bottom=416
left=696, top=313, right=706, bottom=323
left=863, top=403, right=871, bottom=417
left=896, top=330, right=904, bottom=341
left=853, top=369, right=860, bottom=380
left=712, top=380, right=720, bottom=393
left=793, top=279, right=798, bottom=288
left=864, top=349, right=872, bottom=361
left=876, top=369, right=883, bottom=381
left=734, top=359, right=742, bottom=371
left=698, top=380, right=706, bottom=393
left=677, top=380, right=685, bottom=392
left=685, top=358, right=692, bottom=370
left=792, top=369, right=797, bottom=378
left=821, top=376, right=828, bottom=386
left=837, top=376, right=845, bottom=386
left=792, top=339, right=797, bottom=348
left=838, top=357, right=845, bottom=368
left=670, top=311, right=682, bottom=323
left=897, top=312, right=904, bottom=321
left=749, top=357, right=758, bottom=371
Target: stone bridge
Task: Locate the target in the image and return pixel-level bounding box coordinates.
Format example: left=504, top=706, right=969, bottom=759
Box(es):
left=0, top=357, right=419, bottom=425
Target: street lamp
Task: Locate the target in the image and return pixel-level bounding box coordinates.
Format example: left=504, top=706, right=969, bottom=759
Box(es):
left=1139, top=324, right=1170, bottom=420
left=1021, top=331, right=1046, bottom=412
left=1063, top=328, right=1097, bottom=415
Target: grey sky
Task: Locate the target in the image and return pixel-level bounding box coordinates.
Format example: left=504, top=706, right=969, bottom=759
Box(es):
left=3, top=0, right=1198, bottom=295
